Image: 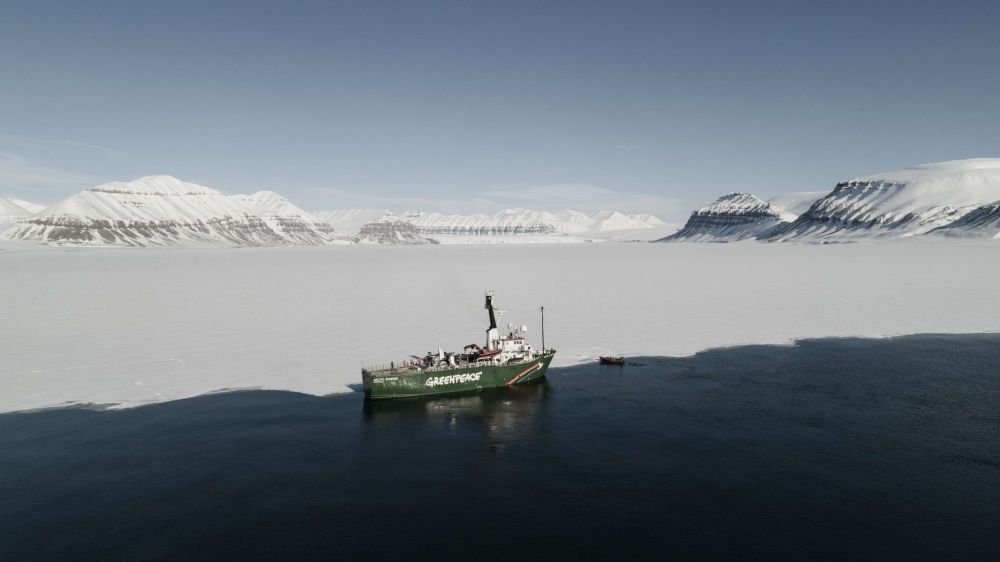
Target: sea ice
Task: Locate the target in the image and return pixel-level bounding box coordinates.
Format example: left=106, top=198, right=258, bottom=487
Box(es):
left=1, top=242, right=999, bottom=412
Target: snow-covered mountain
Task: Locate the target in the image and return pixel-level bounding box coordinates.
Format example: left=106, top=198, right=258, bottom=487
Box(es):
left=230, top=191, right=341, bottom=245
left=358, top=218, right=436, bottom=245
left=2, top=180, right=669, bottom=247
left=410, top=209, right=666, bottom=243
left=407, top=209, right=557, bottom=236
left=314, top=209, right=391, bottom=237
left=0, top=197, right=42, bottom=221
left=2, top=176, right=338, bottom=247
left=551, top=210, right=665, bottom=233
left=11, top=198, right=46, bottom=214
left=928, top=200, right=1000, bottom=239
left=767, top=192, right=825, bottom=216
left=765, top=159, right=1000, bottom=241
left=658, top=193, right=796, bottom=242
left=318, top=207, right=665, bottom=243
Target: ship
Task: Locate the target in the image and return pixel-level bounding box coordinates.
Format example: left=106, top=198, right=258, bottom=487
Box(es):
left=362, top=292, right=555, bottom=399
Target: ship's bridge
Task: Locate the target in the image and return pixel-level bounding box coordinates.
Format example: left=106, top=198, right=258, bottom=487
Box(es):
left=497, top=324, right=531, bottom=354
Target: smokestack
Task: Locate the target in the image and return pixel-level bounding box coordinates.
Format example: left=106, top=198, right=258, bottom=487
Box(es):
left=485, top=291, right=499, bottom=349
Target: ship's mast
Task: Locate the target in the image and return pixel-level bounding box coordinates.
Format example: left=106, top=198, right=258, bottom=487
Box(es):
left=540, top=306, right=545, bottom=354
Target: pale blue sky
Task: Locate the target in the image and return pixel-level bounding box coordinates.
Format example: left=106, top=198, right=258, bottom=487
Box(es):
left=2, top=0, right=998, bottom=219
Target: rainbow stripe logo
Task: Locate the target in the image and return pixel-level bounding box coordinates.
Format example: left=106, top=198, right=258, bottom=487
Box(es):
left=506, top=362, right=542, bottom=385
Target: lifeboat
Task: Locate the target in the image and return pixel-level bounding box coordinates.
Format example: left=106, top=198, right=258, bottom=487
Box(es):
left=476, top=348, right=503, bottom=361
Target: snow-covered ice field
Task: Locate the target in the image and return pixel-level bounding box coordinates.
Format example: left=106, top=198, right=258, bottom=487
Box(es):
left=2, top=242, right=999, bottom=413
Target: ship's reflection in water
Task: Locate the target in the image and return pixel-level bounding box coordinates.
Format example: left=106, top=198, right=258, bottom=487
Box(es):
left=362, top=380, right=550, bottom=447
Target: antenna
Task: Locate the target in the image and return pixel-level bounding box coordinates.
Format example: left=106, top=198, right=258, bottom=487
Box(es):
left=540, top=306, right=545, bottom=353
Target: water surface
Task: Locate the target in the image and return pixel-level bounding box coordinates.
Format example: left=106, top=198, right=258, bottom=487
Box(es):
left=2, top=334, right=998, bottom=560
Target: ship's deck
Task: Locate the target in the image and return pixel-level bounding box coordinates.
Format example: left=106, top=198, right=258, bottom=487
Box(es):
left=363, top=351, right=555, bottom=376
left=362, top=361, right=499, bottom=376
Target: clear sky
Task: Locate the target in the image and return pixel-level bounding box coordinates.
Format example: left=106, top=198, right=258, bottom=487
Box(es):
left=2, top=0, right=998, bottom=219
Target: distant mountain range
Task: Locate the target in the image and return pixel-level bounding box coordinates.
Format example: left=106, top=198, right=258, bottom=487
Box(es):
left=320, top=208, right=667, bottom=244
left=0, top=176, right=668, bottom=247
left=662, top=158, right=1000, bottom=242
left=5, top=158, right=999, bottom=247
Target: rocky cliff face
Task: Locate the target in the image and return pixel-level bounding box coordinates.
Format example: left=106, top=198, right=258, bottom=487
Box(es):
left=658, top=193, right=795, bottom=242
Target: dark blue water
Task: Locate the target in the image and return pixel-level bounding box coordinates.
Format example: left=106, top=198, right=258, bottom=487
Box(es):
left=2, top=334, right=999, bottom=560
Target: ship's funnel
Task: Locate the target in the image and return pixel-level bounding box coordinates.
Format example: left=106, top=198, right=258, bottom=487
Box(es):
left=485, top=291, right=499, bottom=349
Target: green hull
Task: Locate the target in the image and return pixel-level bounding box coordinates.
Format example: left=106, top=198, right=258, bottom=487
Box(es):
left=363, top=351, right=555, bottom=399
